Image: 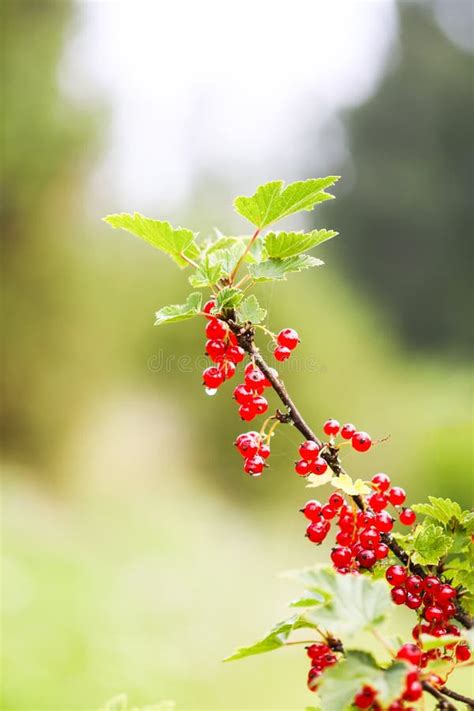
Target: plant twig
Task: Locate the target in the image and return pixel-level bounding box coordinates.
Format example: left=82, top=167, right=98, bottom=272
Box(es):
left=229, top=228, right=260, bottom=283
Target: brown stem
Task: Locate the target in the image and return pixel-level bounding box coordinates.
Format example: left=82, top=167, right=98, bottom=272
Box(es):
left=422, top=682, right=457, bottom=710
left=438, top=685, right=474, bottom=708
left=229, top=228, right=260, bottom=284
left=229, top=321, right=473, bottom=631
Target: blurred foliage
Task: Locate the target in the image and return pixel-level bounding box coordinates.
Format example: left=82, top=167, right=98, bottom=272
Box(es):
left=317, top=0, right=474, bottom=356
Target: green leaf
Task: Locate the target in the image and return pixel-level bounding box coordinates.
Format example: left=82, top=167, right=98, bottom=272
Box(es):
left=306, top=471, right=335, bottom=488
left=318, top=651, right=407, bottom=711
left=411, top=522, right=453, bottom=565
left=104, top=213, right=199, bottom=268
left=209, top=243, right=246, bottom=275
left=204, top=235, right=240, bottom=254
left=214, top=287, right=243, bottom=311
left=224, top=614, right=315, bottom=661
left=331, top=474, right=371, bottom=496
left=291, top=567, right=391, bottom=637
left=289, top=592, right=326, bottom=608
left=420, top=633, right=461, bottom=651
left=412, top=497, right=463, bottom=526
left=188, top=257, right=224, bottom=288
left=265, top=229, right=338, bottom=259
left=235, top=295, right=267, bottom=324
left=234, top=177, right=340, bottom=229
left=154, top=292, right=202, bottom=326
left=249, top=255, right=323, bottom=282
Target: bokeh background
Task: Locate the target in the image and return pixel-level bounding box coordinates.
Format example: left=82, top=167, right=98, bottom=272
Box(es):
left=2, top=1, right=473, bottom=709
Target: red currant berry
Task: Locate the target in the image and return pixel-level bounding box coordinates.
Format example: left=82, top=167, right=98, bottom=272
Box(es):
left=203, top=298, right=216, bottom=318
left=446, top=624, right=461, bottom=636
left=258, top=443, right=271, bottom=459
left=226, top=345, right=245, bottom=363
left=455, top=644, right=471, bottom=662
left=388, top=486, right=406, bottom=506
left=339, top=513, right=356, bottom=532
left=375, top=542, right=389, bottom=559
left=235, top=434, right=259, bottom=457
left=322, top=504, right=336, bottom=520
left=352, top=431, right=372, bottom=452
left=341, top=423, right=356, bottom=439
left=273, top=345, right=291, bottom=362
left=331, top=546, right=352, bottom=568
left=205, top=318, right=227, bottom=340
left=306, top=521, right=330, bottom=543
left=354, top=686, right=376, bottom=709
left=368, top=492, right=389, bottom=512
left=203, top=366, right=224, bottom=388
left=300, top=500, right=322, bottom=521
left=277, top=328, right=299, bottom=350
left=403, top=680, right=423, bottom=702
left=437, top=584, right=457, bottom=603
left=252, top=394, right=268, bottom=415
left=244, top=368, right=267, bottom=393
left=206, top=338, right=227, bottom=362
left=371, top=473, right=391, bottom=491
left=321, top=652, right=338, bottom=666
left=406, top=575, right=423, bottom=595
left=295, top=459, right=311, bottom=476
left=307, top=666, right=321, bottom=691
left=374, top=511, right=394, bottom=533
left=423, top=576, right=441, bottom=595
left=386, top=565, right=407, bottom=586
left=328, top=492, right=344, bottom=510
left=357, top=548, right=377, bottom=568
left=311, top=457, right=328, bottom=475
left=238, top=403, right=257, bottom=421
left=391, top=587, right=407, bottom=605
left=399, top=508, right=416, bottom=526
left=298, top=440, right=320, bottom=460
left=406, top=593, right=423, bottom=610
left=243, top=455, right=265, bottom=476
left=218, top=360, right=236, bottom=380
left=424, top=606, right=444, bottom=623
left=233, top=384, right=254, bottom=405
left=357, top=510, right=375, bottom=528
left=323, top=419, right=340, bottom=436
left=359, top=527, right=381, bottom=549
left=307, top=643, right=330, bottom=659
left=441, top=601, right=457, bottom=618
left=336, top=530, right=353, bottom=546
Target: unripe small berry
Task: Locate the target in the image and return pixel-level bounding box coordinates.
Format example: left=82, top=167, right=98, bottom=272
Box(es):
left=323, top=419, right=340, bottom=436
left=352, top=431, right=372, bottom=452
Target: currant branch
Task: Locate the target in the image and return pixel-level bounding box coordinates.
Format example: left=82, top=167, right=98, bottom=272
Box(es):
left=226, top=317, right=473, bottom=633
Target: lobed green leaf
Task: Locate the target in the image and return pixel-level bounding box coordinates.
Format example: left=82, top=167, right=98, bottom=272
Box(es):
left=104, top=213, right=199, bottom=268
left=265, top=229, right=338, bottom=259
left=224, top=614, right=315, bottom=662
left=234, top=177, right=339, bottom=229
left=410, top=522, right=453, bottom=566
left=248, top=255, right=323, bottom=282
left=235, top=295, right=267, bottom=324
left=154, top=292, right=202, bottom=326
left=214, top=287, right=243, bottom=311
left=412, top=496, right=464, bottom=526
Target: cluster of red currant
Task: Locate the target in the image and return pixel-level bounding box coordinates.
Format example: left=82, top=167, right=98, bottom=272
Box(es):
left=201, top=299, right=245, bottom=392
left=306, top=642, right=340, bottom=693
left=386, top=567, right=466, bottom=640
left=234, top=430, right=271, bottom=476
left=351, top=667, right=423, bottom=709
left=322, top=418, right=373, bottom=453
left=232, top=363, right=273, bottom=421
left=272, top=328, right=300, bottom=362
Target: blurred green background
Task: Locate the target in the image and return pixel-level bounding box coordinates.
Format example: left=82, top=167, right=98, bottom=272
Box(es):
left=1, top=1, right=473, bottom=710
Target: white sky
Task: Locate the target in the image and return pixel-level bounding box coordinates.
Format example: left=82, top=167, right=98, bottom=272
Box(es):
left=63, top=0, right=399, bottom=218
